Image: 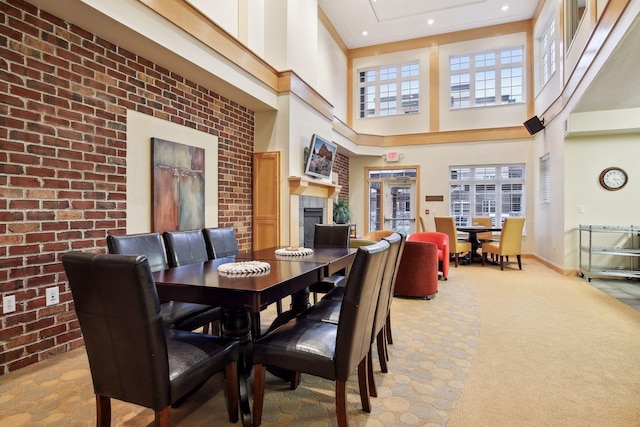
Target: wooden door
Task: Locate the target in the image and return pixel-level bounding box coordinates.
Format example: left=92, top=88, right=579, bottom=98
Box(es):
left=253, top=152, right=280, bottom=250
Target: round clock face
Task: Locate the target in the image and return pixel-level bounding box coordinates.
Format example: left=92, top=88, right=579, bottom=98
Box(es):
left=599, top=167, right=628, bottom=191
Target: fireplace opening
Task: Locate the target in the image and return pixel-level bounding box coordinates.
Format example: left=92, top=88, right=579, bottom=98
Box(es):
left=303, top=207, right=323, bottom=247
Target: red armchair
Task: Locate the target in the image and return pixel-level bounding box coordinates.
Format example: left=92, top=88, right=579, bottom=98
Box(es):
left=406, top=231, right=450, bottom=280
left=394, top=241, right=439, bottom=299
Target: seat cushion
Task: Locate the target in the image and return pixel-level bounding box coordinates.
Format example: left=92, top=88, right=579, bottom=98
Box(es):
left=162, top=303, right=222, bottom=331
left=166, top=329, right=238, bottom=403
left=253, top=317, right=337, bottom=380
left=299, top=298, right=341, bottom=324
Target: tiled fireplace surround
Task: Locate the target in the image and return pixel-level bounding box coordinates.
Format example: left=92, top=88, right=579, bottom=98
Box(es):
left=288, top=177, right=341, bottom=247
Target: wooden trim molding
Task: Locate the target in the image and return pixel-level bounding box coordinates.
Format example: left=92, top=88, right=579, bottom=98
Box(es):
left=289, top=176, right=341, bottom=199
left=279, top=71, right=335, bottom=121
left=137, top=0, right=279, bottom=90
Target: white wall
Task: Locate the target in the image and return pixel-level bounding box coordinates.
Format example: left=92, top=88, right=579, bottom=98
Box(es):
left=317, top=20, right=348, bottom=121
left=563, top=133, right=640, bottom=269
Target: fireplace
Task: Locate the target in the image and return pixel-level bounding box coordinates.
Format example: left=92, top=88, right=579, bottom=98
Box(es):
left=303, top=208, right=323, bottom=247
left=288, top=176, right=341, bottom=248
left=299, top=195, right=327, bottom=247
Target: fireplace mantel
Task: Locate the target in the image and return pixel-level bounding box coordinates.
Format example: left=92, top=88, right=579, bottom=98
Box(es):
left=288, top=176, right=341, bottom=199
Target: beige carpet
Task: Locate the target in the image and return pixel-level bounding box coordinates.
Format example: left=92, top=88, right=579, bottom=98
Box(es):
left=448, top=260, right=640, bottom=427
left=0, top=258, right=639, bottom=426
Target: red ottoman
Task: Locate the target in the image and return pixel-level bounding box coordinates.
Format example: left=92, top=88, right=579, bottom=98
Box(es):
left=393, top=241, right=439, bottom=299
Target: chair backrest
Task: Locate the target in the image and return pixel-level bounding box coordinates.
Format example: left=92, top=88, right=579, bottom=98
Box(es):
left=363, top=229, right=394, bottom=241
left=61, top=252, right=170, bottom=410
left=334, top=239, right=390, bottom=381
left=434, top=216, right=464, bottom=253
left=313, top=224, right=351, bottom=248
left=372, top=232, right=406, bottom=339
left=202, top=227, right=239, bottom=259
left=162, top=229, right=209, bottom=267
left=106, top=232, right=167, bottom=272
left=419, top=216, right=427, bottom=232
left=349, top=238, right=377, bottom=248
left=498, top=217, right=526, bottom=255
left=472, top=216, right=493, bottom=240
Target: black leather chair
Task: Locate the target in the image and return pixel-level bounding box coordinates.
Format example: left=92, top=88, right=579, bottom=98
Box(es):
left=61, top=252, right=240, bottom=427
left=202, top=227, right=240, bottom=259
left=308, top=223, right=351, bottom=303
left=301, top=233, right=406, bottom=397
left=107, top=232, right=221, bottom=333
left=252, top=240, right=390, bottom=427
left=163, top=229, right=210, bottom=267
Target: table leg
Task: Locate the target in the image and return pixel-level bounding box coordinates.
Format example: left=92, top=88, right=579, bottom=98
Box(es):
left=221, top=308, right=252, bottom=427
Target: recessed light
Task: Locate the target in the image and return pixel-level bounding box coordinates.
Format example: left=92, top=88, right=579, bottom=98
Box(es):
left=427, top=19, right=434, bottom=25
left=501, top=5, right=510, bottom=12
left=362, top=30, right=368, bottom=36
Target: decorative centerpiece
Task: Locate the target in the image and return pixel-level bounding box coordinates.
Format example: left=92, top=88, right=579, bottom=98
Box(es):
left=274, top=247, right=314, bottom=256
left=217, top=261, right=271, bottom=275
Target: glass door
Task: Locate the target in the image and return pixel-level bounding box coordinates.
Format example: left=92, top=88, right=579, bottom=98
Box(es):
left=367, top=167, right=419, bottom=235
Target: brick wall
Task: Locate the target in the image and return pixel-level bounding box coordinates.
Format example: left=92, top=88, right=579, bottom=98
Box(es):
left=333, top=152, right=349, bottom=201
left=0, top=0, right=254, bottom=374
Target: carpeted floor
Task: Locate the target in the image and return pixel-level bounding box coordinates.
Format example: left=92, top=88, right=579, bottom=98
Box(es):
left=1, top=258, right=639, bottom=426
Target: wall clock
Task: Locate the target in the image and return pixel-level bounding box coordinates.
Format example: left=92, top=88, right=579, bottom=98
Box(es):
left=599, top=167, right=628, bottom=191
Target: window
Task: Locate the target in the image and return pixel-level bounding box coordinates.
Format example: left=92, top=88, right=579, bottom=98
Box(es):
left=449, top=47, right=524, bottom=109
left=540, top=18, right=557, bottom=85
left=449, top=165, right=525, bottom=227
left=358, top=63, right=419, bottom=118
left=540, top=154, right=551, bottom=203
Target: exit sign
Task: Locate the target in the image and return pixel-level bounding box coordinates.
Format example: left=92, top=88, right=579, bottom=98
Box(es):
left=386, top=151, right=400, bottom=162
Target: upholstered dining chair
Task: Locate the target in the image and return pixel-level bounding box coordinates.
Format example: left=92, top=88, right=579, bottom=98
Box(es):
left=308, top=223, right=352, bottom=303
left=434, top=216, right=472, bottom=267
left=251, top=240, right=390, bottom=427
left=472, top=216, right=496, bottom=243
left=419, top=216, right=427, bottom=232
left=298, top=233, right=404, bottom=398
left=61, top=252, right=240, bottom=427
left=202, top=227, right=239, bottom=260
left=481, top=217, right=526, bottom=270
left=362, top=229, right=395, bottom=241
left=107, top=232, right=221, bottom=333
left=163, top=229, right=209, bottom=267
left=405, top=231, right=449, bottom=279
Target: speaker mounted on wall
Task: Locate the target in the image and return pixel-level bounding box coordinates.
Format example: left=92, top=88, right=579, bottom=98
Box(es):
left=524, top=115, right=545, bottom=135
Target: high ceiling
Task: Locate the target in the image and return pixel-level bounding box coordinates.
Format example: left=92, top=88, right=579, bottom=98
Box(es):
left=319, top=0, right=640, bottom=114
left=319, top=0, right=539, bottom=49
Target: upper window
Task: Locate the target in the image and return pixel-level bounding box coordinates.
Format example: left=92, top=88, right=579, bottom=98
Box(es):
left=358, top=63, right=420, bottom=118
left=540, top=18, right=557, bottom=85
left=449, top=164, right=526, bottom=227
left=449, top=47, right=524, bottom=109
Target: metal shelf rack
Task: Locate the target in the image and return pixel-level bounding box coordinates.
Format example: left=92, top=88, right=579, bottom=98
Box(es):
left=578, top=225, right=640, bottom=281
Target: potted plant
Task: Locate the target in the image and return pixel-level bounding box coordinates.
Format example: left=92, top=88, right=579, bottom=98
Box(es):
left=333, top=199, right=352, bottom=224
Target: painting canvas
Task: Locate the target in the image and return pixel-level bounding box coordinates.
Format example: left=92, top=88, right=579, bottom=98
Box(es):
left=152, top=138, right=205, bottom=231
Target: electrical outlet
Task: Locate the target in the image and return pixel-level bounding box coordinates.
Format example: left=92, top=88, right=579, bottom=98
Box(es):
left=3, top=295, right=16, bottom=314
left=46, top=287, right=59, bottom=306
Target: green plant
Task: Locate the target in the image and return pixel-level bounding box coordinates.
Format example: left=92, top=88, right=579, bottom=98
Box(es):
left=333, top=199, right=352, bottom=224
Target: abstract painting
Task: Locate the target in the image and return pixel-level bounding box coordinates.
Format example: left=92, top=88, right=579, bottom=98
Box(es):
left=152, top=137, right=205, bottom=232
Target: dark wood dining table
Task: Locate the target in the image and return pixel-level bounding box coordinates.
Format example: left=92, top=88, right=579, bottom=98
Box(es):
left=152, top=247, right=355, bottom=427
left=457, top=226, right=502, bottom=262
